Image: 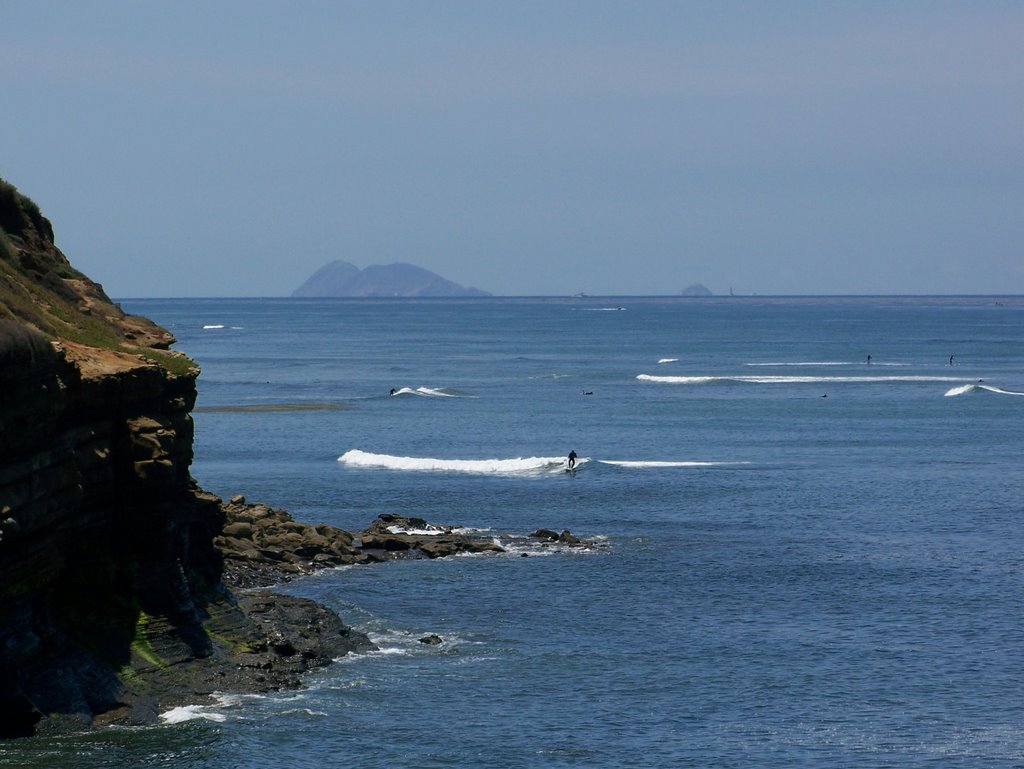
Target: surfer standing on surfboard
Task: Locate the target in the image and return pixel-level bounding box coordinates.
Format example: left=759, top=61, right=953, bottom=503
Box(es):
left=567, top=450, right=577, bottom=469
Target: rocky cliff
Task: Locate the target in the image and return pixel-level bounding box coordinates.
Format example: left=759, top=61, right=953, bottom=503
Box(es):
left=0, top=178, right=369, bottom=737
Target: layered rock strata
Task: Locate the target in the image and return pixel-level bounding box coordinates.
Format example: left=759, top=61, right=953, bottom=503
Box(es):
left=0, top=179, right=369, bottom=737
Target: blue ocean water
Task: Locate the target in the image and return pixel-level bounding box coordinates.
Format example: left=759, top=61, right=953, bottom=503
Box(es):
left=5, top=296, right=1024, bottom=768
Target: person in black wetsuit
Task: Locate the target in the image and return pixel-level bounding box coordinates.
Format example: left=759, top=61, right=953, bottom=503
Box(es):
left=567, top=450, right=577, bottom=469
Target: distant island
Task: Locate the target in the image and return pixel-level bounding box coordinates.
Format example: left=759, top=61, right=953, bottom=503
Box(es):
left=680, top=282, right=713, bottom=297
left=292, top=260, right=491, bottom=298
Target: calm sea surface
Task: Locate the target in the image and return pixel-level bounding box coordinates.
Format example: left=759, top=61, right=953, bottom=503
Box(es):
left=5, top=296, right=1023, bottom=768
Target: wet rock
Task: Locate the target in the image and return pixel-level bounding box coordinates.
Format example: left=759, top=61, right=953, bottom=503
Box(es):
left=530, top=528, right=560, bottom=541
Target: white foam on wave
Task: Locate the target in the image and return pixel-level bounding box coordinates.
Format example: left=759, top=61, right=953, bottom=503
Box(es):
left=746, top=361, right=909, bottom=367
left=202, top=324, right=225, bottom=330
left=391, top=386, right=461, bottom=398
left=386, top=525, right=445, bottom=536
left=338, top=449, right=582, bottom=475
left=599, top=459, right=748, bottom=468
left=657, top=358, right=679, bottom=364
left=637, top=374, right=968, bottom=385
left=944, top=383, right=1024, bottom=397
left=944, top=384, right=976, bottom=397
left=450, top=526, right=494, bottom=535
left=159, top=705, right=227, bottom=724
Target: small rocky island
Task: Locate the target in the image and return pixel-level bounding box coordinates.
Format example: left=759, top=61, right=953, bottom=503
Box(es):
left=680, top=282, right=713, bottom=297
left=0, top=177, right=589, bottom=738
left=292, top=259, right=491, bottom=297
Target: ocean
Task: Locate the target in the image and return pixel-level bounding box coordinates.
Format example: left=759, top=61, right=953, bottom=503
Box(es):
left=4, top=296, right=1023, bottom=768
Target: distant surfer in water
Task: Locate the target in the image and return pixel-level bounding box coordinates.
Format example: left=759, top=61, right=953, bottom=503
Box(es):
left=567, top=450, right=577, bottom=469
left=949, top=355, right=955, bottom=366
left=390, top=388, right=397, bottom=396
left=866, top=355, right=872, bottom=365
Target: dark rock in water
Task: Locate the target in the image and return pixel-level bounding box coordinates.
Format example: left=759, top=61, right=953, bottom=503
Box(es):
left=359, top=514, right=504, bottom=559
left=530, top=528, right=560, bottom=541
left=236, top=592, right=375, bottom=666
left=559, top=530, right=581, bottom=544
left=418, top=634, right=443, bottom=645
left=216, top=498, right=372, bottom=589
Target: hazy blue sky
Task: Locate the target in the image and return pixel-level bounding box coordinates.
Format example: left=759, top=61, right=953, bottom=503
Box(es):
left=2, top=1, right=1021, bottom=296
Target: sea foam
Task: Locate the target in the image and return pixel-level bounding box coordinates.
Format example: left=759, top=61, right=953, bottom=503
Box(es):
left=159, top=705, right=227, bottom=724
left=390, top=386, right=462, bottom=398
left=637, top=374, right=969, bottom=385
left=743, top=360, right=911, bottom=367
left=338, top=449, right=580, bottom=474
left=944, top=383, right=1024, bottom=397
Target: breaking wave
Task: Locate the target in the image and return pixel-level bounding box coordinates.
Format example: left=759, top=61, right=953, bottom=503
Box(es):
left=944, top=383, right=1024, bottom=397
left=160, top=704, right=228, bottom=724
left=338, top=449, right=582, bottom=475
left=389, top=387, right=471, bottom=398
left=637, top=374, right=969, bottom=385
left=657, top=358, right=679, bottom=364
left=744, top=361, right=908, bottom=367
left=338, top=450, right=746, bottom=475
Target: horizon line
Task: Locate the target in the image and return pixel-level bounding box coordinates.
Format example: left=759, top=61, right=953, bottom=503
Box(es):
left=114, top=292, right=1024, bottom=301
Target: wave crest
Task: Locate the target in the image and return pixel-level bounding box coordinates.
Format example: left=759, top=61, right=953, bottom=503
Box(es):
left=390, top=386, right=467, bottom=398
left=637, top=374, right=969, bottom=385
left=944, top=383, right=1024, bottom=397
left=338, top=449, right=581, bottom=475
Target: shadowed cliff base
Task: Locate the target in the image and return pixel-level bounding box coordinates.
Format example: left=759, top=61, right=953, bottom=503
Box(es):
left=0, top=177, right=373, bottom=737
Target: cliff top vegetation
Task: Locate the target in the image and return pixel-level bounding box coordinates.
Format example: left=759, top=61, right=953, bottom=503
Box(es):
left=0, top=176, right=194, bottom=375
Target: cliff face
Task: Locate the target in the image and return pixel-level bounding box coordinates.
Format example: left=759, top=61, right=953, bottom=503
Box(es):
left=0, top=179, right=367, bottom=737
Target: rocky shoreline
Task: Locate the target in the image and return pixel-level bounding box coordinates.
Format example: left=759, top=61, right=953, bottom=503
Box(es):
left=0, top=177, right=599, bottom=738
left=217, top=500, right=597, bottom=590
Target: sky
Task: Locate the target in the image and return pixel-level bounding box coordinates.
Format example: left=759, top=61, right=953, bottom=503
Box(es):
left=1, top=1, right=1021, bottom=297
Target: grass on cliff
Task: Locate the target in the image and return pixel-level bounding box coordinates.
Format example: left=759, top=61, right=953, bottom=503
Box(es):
left=0, top=178, right=48, bottom=240
left=1, top=258, right=126, bottom=349
left=0, top=250, right=197, bottom=376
